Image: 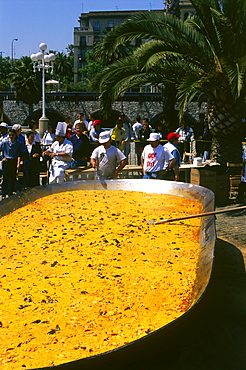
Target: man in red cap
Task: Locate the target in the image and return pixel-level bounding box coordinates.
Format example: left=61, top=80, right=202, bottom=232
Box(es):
left=163, top=132, right=181, bottom=181
left=89, top=120, right=104, bottom=142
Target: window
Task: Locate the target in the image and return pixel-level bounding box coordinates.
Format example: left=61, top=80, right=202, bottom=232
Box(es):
left=107, top=21, right=114, bottom=28
left=80, top=37, right=86, bottom=46
left=93, top=21, right=100, bottom=31
left=94, top=36, right=100, bottom=44
left=81, top=50, right=86, bottom=59
left=80, top=61, right=86, bottom=69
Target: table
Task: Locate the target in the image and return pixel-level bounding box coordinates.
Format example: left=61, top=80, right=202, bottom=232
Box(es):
left=64, top=163, right=220, bottom=183
left=64, top=165, right=143, bottom=181
left=180, top=162, right=220, bottom=183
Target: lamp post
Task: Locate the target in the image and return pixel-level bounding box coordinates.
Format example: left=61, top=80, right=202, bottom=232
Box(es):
left=11, top=38, right=18, bottom=91
left=11, top=38, right=18, bottom=70
left=30, top=43, right=56, bottom=137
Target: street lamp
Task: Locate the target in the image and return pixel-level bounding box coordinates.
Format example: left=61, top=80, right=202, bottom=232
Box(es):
left=30, top=43, right=56, bottom=137
left=11, top=38, right=18, bottom=70
left=11, top=38, right=18, bottom=91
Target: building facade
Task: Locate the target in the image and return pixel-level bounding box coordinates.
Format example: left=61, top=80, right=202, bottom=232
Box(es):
left=179, top=1, right=196, bottom=20
left=73, top=10, right=157, bottom=84
left=74, top=2, right=194, bottom=83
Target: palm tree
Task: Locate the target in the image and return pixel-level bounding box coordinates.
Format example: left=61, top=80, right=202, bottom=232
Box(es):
left=53, top=51, right=73, bottom=89
left=164, top=0, right=180, bottom=18
left=0, top=55, right=12, bottom=90
left=93, top=0, right=246, bottom=164
left=11, top=56, right=41, bottom=116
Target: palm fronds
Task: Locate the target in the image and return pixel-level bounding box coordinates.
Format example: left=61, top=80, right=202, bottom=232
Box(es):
left=92, top=0, right=246, bottom=120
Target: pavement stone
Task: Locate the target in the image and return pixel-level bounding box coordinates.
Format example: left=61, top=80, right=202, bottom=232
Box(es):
left=215, top=200, right=246, bottom=256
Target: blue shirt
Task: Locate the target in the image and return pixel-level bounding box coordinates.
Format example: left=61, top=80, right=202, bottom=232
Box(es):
left=241, top=148, right=246, bottom=183
left=69, top=133, right=90, bottom=159
left=89, top=127, right=104, bottom=142
left=17, top=133, right=25, bottom=145
left=0, top=139, right=22, bottom=159
left=164, top=142, right=181, bottom=167
left=171, top=146, right=181, bottom=166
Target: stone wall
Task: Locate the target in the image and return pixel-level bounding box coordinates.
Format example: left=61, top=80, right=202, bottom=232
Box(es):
left=2, top=99, right=206, bottom=126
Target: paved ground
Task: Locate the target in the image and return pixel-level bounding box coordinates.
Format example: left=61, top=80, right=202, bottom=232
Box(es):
left=215, top=200, right=246, bottom=256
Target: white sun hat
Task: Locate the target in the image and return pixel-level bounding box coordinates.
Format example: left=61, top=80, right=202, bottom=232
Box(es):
left=99, top=131, right=111, bottom=144
left=147, top=132, right=161, bottom=141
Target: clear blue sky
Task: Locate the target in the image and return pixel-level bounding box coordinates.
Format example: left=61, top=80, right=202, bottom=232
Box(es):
left=1, top=0, right=163, bottom=59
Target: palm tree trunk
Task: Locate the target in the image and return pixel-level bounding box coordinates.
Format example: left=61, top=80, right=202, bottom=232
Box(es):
left=164, top=83, right=179, bottom=131
left=28, top=103, right=33, bottom=117
left=208, top=100, right=245, bottom=166
left=210, top=136, right=243, bottom=166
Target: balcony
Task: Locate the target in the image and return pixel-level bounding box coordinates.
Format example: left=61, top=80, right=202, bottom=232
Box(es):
left=74, top=27, right=90, bottom=32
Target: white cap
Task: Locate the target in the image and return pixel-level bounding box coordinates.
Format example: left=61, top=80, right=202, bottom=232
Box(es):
left=0, top=122, right=8, bottom=129
left=55, top=122, right=67, bottom=137
left=99, top=131, right=111, bottom=144
left=12, top=124, right=21, bottom=131
left=147, top=132, right=161, bottom=141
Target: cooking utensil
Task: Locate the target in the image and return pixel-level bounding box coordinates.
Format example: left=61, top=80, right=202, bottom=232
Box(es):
left=148, top=205, right=246, bottom=225
left=93, top=167, right=97, bottom=188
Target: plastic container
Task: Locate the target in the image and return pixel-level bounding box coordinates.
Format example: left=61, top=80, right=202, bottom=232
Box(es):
left=193, top=157, right=203, bottom=166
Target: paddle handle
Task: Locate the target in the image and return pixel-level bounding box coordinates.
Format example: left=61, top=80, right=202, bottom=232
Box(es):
left=151, top=205, right=246, bottom=224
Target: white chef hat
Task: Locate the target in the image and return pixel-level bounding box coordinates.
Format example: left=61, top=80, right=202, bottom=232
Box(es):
left=55, top=122, right=67, bottom=137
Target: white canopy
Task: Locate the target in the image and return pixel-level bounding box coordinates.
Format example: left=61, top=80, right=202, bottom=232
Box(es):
left=45, top=79, right=59, bottom=84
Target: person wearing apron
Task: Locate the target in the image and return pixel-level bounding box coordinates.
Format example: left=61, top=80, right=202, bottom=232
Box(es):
left=42, top=122, right=73, bottom=184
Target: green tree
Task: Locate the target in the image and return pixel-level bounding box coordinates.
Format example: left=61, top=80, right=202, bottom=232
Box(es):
left=52, top=51, right=74, bottom=90
left=79, top=51, right=106, bottom=91
left=93, top=0, right=246, bottom=165
left=0, top=56, right=12, bottom=91
left=66, top=44, right=74, bottom=57
left=164, top=0, right=181, bottom=18
left=11, top=56, right=41, bottom=115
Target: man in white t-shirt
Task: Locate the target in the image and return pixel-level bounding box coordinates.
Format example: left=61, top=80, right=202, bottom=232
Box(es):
left=141, top=132, right=175, bottom=179
left=72, top=112, right=88, bottom=130
left=132, top=116, right=143, bottom=140
left=90, top=131, right=127, bottom=179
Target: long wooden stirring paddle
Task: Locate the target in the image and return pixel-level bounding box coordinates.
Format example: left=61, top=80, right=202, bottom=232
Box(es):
left=147, top=205, right=246, bottom=225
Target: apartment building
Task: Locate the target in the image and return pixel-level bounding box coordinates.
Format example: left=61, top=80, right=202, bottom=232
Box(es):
left=74, top=10, right=157, bottom=83
left=74, top=2, right=195, bottom=83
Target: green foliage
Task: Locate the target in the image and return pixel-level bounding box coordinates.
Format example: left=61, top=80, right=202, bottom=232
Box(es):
left=52, top=50, right=74, bottom=91
left=66, top=44, right=74, bottom=57
left=92, top=0, right=246, bottom=120
left=0, top=56, right=12, bottom=91
left=1, top=45, right=75, bottom=96
left=78, top=51, right=106, bottom=91
left=164, top=0, right=181, bottom=18
left=11, top=56, right=41, bottom=105
left=66, top=81, right=87, bottom=92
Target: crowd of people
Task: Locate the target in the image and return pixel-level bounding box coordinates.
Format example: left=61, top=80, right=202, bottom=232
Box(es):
left=1, top=111, right=245, bottom=201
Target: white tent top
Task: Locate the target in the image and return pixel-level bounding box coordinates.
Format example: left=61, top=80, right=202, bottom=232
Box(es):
left=45, top=79, right=59, bottom=84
